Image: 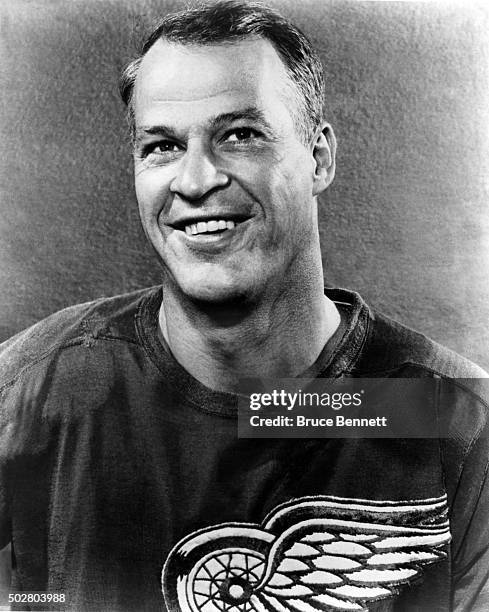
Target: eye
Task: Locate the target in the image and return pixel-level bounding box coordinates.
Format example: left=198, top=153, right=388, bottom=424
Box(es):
left=146, top=141, right=181, bottom=155
left=223, top=128, right=260, bottom=143
left=137, top=140, right=184, bottom=162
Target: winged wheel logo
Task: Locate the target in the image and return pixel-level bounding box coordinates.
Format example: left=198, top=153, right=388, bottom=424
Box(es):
left=162, top=495, right=450, bottom=611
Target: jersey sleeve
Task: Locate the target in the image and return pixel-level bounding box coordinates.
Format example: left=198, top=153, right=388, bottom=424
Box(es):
left=0, top=490, right=10, bottom=550
left=453, top=467, right=489, bottom=611
left=0, top=388, right=12, bottom=550
left=447, top=383, right=489, bottom=611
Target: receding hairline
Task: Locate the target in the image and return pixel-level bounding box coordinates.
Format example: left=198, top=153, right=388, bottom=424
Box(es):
left=133, top=36, right=298, bottom=99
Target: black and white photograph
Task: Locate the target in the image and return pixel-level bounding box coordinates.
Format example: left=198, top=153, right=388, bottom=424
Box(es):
left=1, top=1, right=488, bottom=610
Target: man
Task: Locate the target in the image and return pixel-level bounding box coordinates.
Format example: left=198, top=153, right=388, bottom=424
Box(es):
left=0, top=2, right=488, bottom=611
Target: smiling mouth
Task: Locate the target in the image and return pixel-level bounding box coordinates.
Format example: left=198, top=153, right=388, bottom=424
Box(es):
left=169, top=214, right=251, bottom=237
left=184, top=218, right=238, bottom=236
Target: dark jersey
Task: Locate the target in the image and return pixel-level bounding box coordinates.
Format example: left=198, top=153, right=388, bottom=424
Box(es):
left=0, top=287, right=488, bottom=611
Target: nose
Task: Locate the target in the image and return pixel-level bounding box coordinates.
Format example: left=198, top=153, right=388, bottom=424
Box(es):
left=170, top=141, right=229, bottom=200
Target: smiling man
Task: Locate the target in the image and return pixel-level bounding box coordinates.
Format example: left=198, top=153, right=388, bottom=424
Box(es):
left=0, top=2, right=488, bottom=611
left=130, top=30, right=340, bottom=392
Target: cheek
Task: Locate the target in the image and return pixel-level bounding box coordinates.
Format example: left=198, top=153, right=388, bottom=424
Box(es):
left=265, top=161, right=315, bottom=229
left=134, top=168, right=171, bottom=220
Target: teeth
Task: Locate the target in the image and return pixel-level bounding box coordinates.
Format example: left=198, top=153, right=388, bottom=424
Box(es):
left=183, top=219, right=238, bottom=235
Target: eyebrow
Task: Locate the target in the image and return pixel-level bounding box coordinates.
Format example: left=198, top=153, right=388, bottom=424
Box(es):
left=134, top=107, right=273, bottom=146
left=209, top=108, right=270, bottom=131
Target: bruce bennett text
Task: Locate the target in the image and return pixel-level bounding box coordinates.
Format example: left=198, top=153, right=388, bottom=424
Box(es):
left=249, top=415, right=388, bottom=428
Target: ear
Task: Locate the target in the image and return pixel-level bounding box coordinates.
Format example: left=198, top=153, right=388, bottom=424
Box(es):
left=311, top=123, right=336, bottom=196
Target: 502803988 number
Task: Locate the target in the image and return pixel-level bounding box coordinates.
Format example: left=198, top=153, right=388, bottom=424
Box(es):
left=7, top=592, right=66, bottom=603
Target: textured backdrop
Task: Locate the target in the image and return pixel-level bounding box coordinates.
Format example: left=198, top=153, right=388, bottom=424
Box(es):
left=1, top=0, right=488, bottom=369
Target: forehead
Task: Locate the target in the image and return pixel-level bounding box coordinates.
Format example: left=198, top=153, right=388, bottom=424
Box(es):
left=133, top=38, right=295, bottom=129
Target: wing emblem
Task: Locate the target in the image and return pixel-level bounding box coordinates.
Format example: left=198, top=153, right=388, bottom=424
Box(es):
left=162, top=495, right=450, bottom=611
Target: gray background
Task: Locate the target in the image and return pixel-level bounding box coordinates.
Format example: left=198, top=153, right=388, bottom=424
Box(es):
left=1, top=0, right=488, bottom=369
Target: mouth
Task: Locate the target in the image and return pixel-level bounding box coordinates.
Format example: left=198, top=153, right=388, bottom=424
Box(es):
left=170, top=215, right=251, bottom=237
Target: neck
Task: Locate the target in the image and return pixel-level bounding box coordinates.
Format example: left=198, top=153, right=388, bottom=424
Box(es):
left=158, top=265, right=340, bottom=394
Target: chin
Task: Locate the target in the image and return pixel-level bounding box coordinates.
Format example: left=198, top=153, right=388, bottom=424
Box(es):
left=183, top=282, right=250, bottom=306
left=170, top=267, right=249, bottom=304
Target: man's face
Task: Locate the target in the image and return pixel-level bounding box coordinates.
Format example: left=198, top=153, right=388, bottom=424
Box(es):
left=133, top=38, right=330, bottom=304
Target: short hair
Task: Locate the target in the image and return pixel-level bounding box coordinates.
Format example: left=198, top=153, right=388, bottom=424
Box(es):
left=119, top=0, right=325, bottom=143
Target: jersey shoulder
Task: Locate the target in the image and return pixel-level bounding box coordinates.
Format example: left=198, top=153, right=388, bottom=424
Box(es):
left=352, top=305, right=488, bottom=379
left=347, top=303, right=489, bottom=451
left=0, top=286, right=160, bottom=391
